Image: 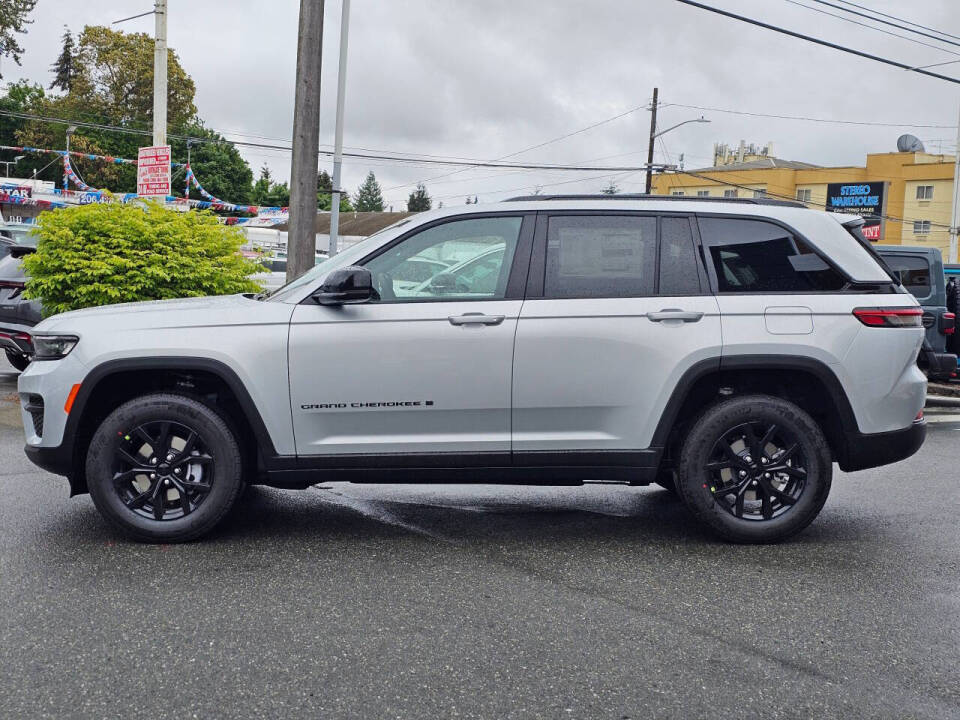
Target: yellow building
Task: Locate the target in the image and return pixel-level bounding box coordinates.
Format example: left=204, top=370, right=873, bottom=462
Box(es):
left=651, top=150, right=956, bottom=253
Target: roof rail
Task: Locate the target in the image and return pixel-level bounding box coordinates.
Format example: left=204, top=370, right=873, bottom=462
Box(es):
left=504, top=193, right=806, bottom=208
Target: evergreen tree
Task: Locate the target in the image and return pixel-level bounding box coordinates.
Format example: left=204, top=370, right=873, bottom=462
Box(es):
left=251, top=165, right=289, bottom=207
left=601, top=180, right=619, bottom=195
left=407, top=183, right=431, bottom=212
left=316, top=169, right=353, bottom=211
left=354, top=171, right=384, bottom=212
left=465, top=196, right=472, bottom=205
left=49, top=26, right=76, bottom=92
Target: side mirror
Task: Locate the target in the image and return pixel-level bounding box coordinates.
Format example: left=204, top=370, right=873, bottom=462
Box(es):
left=313, top=266, right=378, bottom=305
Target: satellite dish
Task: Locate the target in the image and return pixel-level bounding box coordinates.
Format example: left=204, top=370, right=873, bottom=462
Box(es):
left=897, top=134, right=926, bottom=153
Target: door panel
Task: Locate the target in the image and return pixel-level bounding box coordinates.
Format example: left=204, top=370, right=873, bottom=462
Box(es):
left=511, top=213, right=721, bottom=453
left=288, top=213, right=531, bottom=457
left=512, top=296, right=721, bottom=451
left=289, top=300, right=521, bottom=455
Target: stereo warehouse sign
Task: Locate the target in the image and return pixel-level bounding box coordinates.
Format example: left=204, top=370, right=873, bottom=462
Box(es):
left=824, top=182, right=888, bottom=241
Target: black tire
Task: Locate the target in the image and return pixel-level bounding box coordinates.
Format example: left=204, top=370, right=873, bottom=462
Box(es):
left=85, top=393, right=244, bottom=543
left=676, top=394, right=832, bottom=544
left=4, top=349, right=29, bottom=372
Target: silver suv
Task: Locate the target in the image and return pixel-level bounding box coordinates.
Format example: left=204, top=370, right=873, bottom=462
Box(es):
left=19, top=196, right=927, bottom=543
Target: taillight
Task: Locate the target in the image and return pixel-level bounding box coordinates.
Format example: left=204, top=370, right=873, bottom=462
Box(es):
left=943, top=312, right=955, bottom=335
left=853, top=307, right=923, bottom=328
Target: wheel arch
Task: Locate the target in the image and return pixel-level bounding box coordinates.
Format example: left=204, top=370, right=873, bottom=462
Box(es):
left=652, top=355, right=859, bottom=470
left=63, top=357, right=278, bottom=495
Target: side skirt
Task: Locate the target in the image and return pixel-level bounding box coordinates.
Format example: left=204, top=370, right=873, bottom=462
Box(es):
left=259, top=450, right=662, bottom=489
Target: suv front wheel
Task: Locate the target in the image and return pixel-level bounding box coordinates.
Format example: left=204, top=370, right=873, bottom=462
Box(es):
left=85, top=393, right=244, bottom=543
left=676, top=395, right=832, bottom=543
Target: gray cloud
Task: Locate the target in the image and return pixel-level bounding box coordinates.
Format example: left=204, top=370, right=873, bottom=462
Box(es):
left=4, top=0, right=959, bottom=208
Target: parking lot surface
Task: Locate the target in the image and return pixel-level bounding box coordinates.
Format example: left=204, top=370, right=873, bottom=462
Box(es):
left=1, top=354, right=959, bottom=719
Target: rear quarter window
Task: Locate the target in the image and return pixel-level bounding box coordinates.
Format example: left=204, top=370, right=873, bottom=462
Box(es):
left=698, top=217, right=847, bottom=293
left=882, top=255, right=931, bottom=299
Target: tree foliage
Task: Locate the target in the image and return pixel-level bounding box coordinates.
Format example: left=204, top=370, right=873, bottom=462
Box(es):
left=354, top=171, right=384, bottom=212
left=407, top=183, right=431, bottom=212
left=23, top=202, right=260, bottom=315
left=177, top=124, right=253, bottom=204
left=316, top=168, right=353, bottom=211
left=600, top=180, right=619, bottom=195
left=0, top=0, right=37, bottom=80
left=251, top=165, right=290, bottom=207
left=50, top=26, right=77, bottom=93
left=15, top=25, right=202, bottom=191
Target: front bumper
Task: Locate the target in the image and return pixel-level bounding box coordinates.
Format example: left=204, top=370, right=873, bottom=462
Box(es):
left=839, top=418, right=927, bottom=472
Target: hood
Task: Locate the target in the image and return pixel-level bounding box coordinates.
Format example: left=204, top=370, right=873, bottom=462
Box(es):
left=35, top=294, right=284, bottom=333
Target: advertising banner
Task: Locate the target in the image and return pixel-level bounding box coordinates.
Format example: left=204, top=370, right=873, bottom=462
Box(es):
left=137, top=146, right=172, bottom=197
left=824, top=181, right=887, bottom=242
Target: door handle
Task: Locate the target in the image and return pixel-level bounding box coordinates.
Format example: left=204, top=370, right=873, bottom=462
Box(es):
left=448, top=313, right=505, bottom=326
left=647, top=308, right=704, bottom=323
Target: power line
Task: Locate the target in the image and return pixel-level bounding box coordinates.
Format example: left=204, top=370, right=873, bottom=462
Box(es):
left=782, top=0, right=960, bottom=57
left=660, top=101, right=956, bottom=128
left=0, top=110, right=667, bottom=173
left=674, top=168, right=954, bottom=229
left=810, top=0, right=960, bottom=47
left=385, top=101, right=651, bottom=192
left=672, top=0, right=960, bottom=84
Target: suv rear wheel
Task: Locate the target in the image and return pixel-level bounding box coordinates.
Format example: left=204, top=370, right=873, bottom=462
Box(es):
left=676, top=395, right=832, bottom=543
left=85, top=393, right=244, bottom=543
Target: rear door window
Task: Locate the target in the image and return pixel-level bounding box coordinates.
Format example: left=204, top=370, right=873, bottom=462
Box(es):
left=698, top=217, right=847, bottom=293
left=543, top=215, right=657, bottom=298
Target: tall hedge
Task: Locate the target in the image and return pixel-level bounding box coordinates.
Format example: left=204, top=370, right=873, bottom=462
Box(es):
left=23, top=202, right=261, bottom=315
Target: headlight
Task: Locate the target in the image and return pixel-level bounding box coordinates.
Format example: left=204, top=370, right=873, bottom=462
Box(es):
left=32, top=335, right=79, bottom=360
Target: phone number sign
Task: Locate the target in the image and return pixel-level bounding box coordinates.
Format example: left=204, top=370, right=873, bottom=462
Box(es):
left=137, top=145, right=172, bottom=197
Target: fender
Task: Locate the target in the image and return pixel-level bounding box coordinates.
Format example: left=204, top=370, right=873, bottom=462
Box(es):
left=650, top=354, right=859, bottom=452
left=28, top=356, right=279, bottom=493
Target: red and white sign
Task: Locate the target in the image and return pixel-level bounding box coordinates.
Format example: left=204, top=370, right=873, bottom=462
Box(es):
left=861, top=223, right=881, bottom=241
left=137, top=145, right=172, bottom=197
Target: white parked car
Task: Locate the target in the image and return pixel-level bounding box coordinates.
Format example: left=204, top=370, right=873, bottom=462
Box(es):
left=19, top=195, right=926, bottom=543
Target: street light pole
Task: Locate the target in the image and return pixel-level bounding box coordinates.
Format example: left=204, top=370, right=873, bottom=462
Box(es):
left=153, top=0, right=168, bottom=146
left=328, top=0, right=351, bottom=258
left=64, top=125, right=76, bottom=191
left=288, top=0, right=325, bottom=282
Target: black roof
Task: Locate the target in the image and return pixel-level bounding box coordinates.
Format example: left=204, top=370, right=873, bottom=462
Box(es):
left=504, top=193, right=806, bottom=208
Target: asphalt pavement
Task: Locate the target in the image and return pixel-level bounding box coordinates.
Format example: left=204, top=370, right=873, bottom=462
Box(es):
left=1, top=353, right=959, bottom=719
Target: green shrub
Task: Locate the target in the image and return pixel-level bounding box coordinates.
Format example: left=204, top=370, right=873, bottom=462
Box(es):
left=23, top=202, right=261, bottom=315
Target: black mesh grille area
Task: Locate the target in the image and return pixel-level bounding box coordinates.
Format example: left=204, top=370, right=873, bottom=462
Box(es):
left=25, top=395, right=44, bottom=438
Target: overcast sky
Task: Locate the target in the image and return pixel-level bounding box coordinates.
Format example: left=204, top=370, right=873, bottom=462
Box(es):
left=4, top=0, right=960, bottom=209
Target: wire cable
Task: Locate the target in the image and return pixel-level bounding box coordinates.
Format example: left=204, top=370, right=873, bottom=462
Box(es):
left=672, top=0, right=960, bottom=84
left=810, top=0, right=960, bottom=47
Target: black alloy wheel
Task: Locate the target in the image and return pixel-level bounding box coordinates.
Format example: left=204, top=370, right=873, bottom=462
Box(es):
left=676, top=394, right=832, bottom=543
left=86, top=393, right=244, bottom=542
left=705, top=421, right=806, bottom=521
left=113, top=420, right=215, bottom=521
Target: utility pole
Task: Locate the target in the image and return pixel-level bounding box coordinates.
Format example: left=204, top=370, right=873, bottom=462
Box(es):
left=950, top=99, right=960, bottom=264
left=64, top=125, right=76, bottom=191
left=328, top=0, right=351, bottom=258
left=644, top=87, right=659, bottom=194
left=153, top=0, right=168, bottom=146
left=288, top=0, right=325, bottom=282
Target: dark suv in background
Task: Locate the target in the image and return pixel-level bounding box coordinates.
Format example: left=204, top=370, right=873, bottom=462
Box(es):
left=0, top=244, right=40, bottom=371
left=877, top=245, right=956, bottom=381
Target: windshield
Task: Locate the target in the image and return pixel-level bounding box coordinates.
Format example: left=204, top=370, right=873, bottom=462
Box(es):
left=264, top=218, right=414, bottom=302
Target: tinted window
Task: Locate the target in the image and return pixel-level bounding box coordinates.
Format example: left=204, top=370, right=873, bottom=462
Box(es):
left=544, top=216, right=656, bottom=298
left=699, top=217, right=846, bottom=293
left=659, top=217, right=701, bottom=295
left=884, top=255, right=931, bottom=298
left=363, top=216, right=522, bottom=302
